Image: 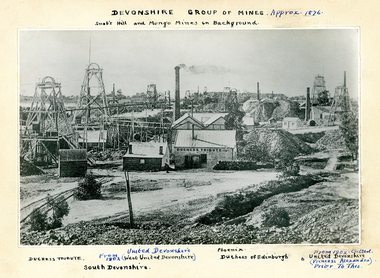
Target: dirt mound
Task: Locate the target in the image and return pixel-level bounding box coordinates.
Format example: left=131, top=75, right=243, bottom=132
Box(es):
left=243, top=99, right=300, bottom=123
left=241, top=129, right=312, bottom=161
left=88, top=149, right=126, bottom=162
left=242, top=99, right=261, bottom=113
left=250, top=102, right=278, bottom=123
left=243, top=178, right=350, bottom=227
left=196, top=175, right=323, bottom=225
left=271, top=99, right=300, bottom=120
left=315, top=129, right=347, bottom=150
left=20, top=157, right=45, bottom=176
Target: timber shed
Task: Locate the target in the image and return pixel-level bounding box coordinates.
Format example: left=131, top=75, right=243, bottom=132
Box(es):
left=59, top=149, right=87, bottom=177
left=123, top=142, right=170, bottom=171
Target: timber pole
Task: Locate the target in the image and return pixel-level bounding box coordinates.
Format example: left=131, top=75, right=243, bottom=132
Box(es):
left=123, top=170, right=134, bottom=228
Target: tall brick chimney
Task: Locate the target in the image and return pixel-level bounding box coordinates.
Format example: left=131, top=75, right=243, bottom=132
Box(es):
left=174, top=66, right=181, bottom=121
left=306, top=87, right=311, bottom=121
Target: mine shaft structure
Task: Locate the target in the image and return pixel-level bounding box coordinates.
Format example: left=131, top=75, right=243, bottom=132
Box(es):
left=73, top=63, right=109, bottom=150
left=312, top=75, right=327, bottom=105
left=73, top=63, right=110, bottom=123
left=224, top=88, right=239, bottom=112
left=146, top=83, right=158, bottom=106
left=21, top=76, right=76, bottom=166
left=328, top=71, right=351, bottom=124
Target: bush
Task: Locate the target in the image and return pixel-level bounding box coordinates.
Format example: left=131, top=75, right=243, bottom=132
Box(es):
left=74, top=173, right=102, bottom=200
left=276, top=158, right=300, bottom=177
left=29, top=209, right=48, bottom=231
left=29, top=194, right=70, bottom=231
left=262, top=208, right=290, bottom=227
left=47, top=195, right=70, bottom=229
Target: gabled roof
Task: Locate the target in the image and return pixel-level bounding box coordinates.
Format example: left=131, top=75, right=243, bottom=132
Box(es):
left=192, top=113, right=228, bottom=123
left=174, top=130, right=236, bottom=149
left=283, top=117, right=301, bottom=122
left=203, top=115, right=225, bottom=126
left=123, top=142, right=168, bottom=158
left=171, top=114, right=204, bottom=129
left=313, top=106, right=332, bottom=113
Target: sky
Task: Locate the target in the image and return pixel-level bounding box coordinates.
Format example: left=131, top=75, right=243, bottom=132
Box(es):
left=19, top=29, right=359, bottom=99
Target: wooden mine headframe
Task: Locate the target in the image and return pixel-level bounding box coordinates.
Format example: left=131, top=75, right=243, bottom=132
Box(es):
left=328, top=71, right=351, bottom=124
left=25, top=76, right=71, bottom=135
left=21, top=76, right=74, bottom=166
left=73, top=63, right=109, bottom=124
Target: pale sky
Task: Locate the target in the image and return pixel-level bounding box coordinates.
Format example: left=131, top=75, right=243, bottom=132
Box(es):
left=19, top=29, right=359, bottom=99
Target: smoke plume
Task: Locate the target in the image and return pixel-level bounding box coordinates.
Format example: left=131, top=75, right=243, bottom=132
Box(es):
left=177, top=64, right=230, bottom=74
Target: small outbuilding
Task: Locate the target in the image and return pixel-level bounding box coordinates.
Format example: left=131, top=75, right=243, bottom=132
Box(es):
left=282, top=117, right=302, bottom=130
left=311, top=106, right=332, bottom=125
left=59, top=149, right=87, bottom=177
left=123, top=142, right=170, bottom=171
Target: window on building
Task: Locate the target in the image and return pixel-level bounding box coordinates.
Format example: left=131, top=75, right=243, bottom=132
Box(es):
left=140, top=159, right=145, bottom=164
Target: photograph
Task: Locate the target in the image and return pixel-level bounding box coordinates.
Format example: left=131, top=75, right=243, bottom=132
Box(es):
left=19, top=29, right=359, bottom=246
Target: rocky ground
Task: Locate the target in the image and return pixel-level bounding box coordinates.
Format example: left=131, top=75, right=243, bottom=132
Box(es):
left=20, top=169, right=359, bottom=245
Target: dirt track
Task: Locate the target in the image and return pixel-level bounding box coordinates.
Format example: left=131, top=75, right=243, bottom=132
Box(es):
left=20, top=169, right=279, bottom=228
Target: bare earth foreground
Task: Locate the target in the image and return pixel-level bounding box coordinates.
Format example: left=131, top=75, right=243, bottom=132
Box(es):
left=20, top=167, right=359, bottom=245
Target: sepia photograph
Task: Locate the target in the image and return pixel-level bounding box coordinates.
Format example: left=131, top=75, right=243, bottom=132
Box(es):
left=19, top=29, right=359, bottom=246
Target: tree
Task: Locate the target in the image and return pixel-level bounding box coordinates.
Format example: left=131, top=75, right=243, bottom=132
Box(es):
left=317, top=90, right=330, bottom=106
left=28, top=194, right=70, bottom=231
left=74, top=173, right=102, bottom=200
left=116, top=89, right=126, bottom=100
left=46, top=194, right=70, bottom=229
left=225, top=109, right=245, bottom=141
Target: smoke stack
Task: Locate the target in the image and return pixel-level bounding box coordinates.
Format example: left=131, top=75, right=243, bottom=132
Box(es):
left=344, top=71, right=346, bottom=87
left=306, top=87, right=311, bottom=121
left=112, top=83, right=116, bottom=102
left=175, top=66, right=181, bottom=121
left=257, top=82, right=260, bottom=101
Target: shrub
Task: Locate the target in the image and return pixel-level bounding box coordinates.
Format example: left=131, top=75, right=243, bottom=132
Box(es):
left=28, top=194, right=70, bottom=231
left=29, top=208, right=48, bottom=231
left=74, top=173, right=102, bottom=200
left=262, top=208, right=290, bottom=228
left=47, top=195, right=70, bottom=229
left=276, top=157, right=300, bottom=177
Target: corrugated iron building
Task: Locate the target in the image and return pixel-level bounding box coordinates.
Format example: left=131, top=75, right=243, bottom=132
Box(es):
left=173, top=130, right=236, bottom=168
left=59, top=149, right=87, bottom=177
left=123, top=142, right=170, bottom=171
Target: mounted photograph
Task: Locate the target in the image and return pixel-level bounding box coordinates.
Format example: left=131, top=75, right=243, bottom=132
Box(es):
left=19, top=29, right=359, bottom=246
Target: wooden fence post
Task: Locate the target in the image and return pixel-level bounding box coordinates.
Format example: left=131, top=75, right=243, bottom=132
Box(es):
left=123, top=169, right=134, bottom=228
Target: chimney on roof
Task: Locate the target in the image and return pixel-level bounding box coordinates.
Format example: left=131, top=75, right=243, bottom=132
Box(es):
left=128, top=144, right=133, bottom=154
